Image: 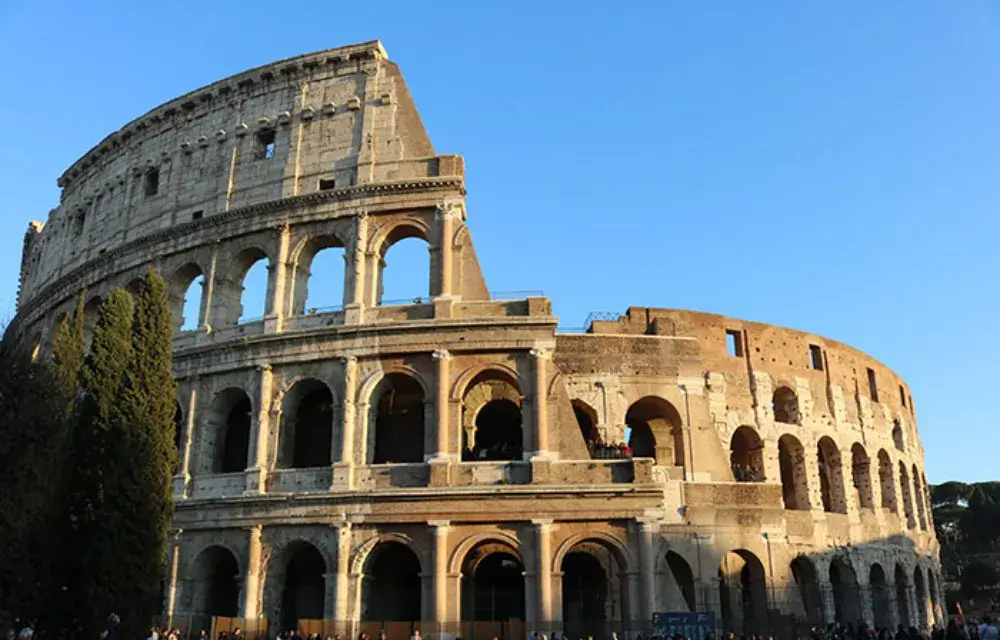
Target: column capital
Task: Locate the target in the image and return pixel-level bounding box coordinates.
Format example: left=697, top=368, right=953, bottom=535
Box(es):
left=256, top=364, right=272, bottom=373
left=435, top=199, right=465, bottom=221
left=356, top=209, right=369, bottom=220
left=340, top=355, right=358, bottom=366
left=531, top=518, right=554, bottom=529
left=432, top=349, right=451, bottom=361
left=428, top=520, right=451, bottom=530
left=529, top=347, right=552, bottom=360
left=247, top=523, right=263, bottom=536
left=187, top=373, right=200, bottom=383
left=637, top=519, right=660, bottom=533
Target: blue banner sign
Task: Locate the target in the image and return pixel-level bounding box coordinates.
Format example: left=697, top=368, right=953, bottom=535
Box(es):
left=652, top=612, right=717, bottom=640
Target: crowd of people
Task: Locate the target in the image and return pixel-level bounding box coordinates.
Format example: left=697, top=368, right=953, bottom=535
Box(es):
left=731, top=463, right=762, bottom=483
left=585, top=440, right=632, bottom=460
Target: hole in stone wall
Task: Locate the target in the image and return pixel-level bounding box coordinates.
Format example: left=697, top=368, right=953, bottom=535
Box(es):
left=192, top=210, right=204, bottom=220
left=725, top=330, right=743, bottom=357
left=255, top=129, right=276, bottom=160
left=867, top=368, right=879, bottom=402
left=900, top=385, right=906, bottom=407
left=318, top=177, right=337, bottom=191
left=144, top=169, right=160, bottom=197
left=809, top=345, right=823, bottom=371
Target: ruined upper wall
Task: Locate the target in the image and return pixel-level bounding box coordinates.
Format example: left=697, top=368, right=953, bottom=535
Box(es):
left=19, top=40, right=461, bottom=307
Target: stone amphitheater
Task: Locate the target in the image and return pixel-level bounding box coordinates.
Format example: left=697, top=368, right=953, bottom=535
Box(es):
left=13, top=41, right=943, bottom=638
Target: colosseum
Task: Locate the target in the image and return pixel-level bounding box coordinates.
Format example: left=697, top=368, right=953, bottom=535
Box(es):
left=13, top=41, right=942, bottom=639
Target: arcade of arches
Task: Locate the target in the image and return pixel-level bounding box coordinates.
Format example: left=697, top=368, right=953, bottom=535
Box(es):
left=175, top=530, right=944, bottom=634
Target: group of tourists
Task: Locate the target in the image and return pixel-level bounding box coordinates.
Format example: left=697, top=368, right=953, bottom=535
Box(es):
left=585, top=440, right=632, bottom=460
left=731, top=463, right=762, bottom=482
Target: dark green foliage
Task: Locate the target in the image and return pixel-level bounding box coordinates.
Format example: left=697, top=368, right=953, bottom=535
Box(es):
left=51, top=293, right=85, bottom=411
left=960, top=560, right=1000, bottom=598
left=932, top=480, right=1000, bottom=611
left=0, top=329, right=74, bottom=624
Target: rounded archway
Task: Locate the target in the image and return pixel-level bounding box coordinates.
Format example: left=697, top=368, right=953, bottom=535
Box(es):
left=360, top=541, right=422, bottom=624
left=851, top=443, right=874, bottom=509
left=663, top=551, right=696, bottom=612
left=461, top=371, right=522, bottom=462
left=191, top=546, right=240, bottom=617
left=899, top=462, right=916, bottom=528
left=205, top=388, right=253, bottom=474
left=772, top=386, right=800, bottom=424
left=279, top=379, right=335, bottom=469
left=718, top=550, right=768, bottom=636
left=280, top=543, right=326, bottom=631
left=790, top=556, right=822, bottom=625
left=460, top=540, right=526, bottom=634
left=877, top=449, right=897, bottom=512
left=778, top=434, right=810, bottom=510
left=561, top=539, right=629, bottom=640
left=829, top=556, right=861, bottom=624
left=573, top=400, right=603, bottom=458
left=173, top=401, right=184, bottom=473
left=730, top=426, right=764, bottom=482
left=894, top=564, right=911, bottom=629
left=913, top=566, right=929, bottom=629
left=371, top=373, right=426, bottom=464
left=870, top=563, right=892, bottom=630
left=817, top=436, right=847, bottom=514
left=625, top=396, right=684, bottom=467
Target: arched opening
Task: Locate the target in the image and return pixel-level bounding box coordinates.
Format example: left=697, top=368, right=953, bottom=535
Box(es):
left=281, top=543, right=326, bottom=631
left=663, top=551, right=696, bottom=612
left=928, top=569, right=941, bottom=625
left=718, top=550, right=768, bottom=636
left=913, top=464, right=928, bottom=530
left=205, top=388, right=253, bottom=474
left=892, top=419, right=905, bottom=452
left=239, top=257, right=269, bottom=324
left=817, top=436, right=847, bottom=514
left=279, top=379, right=335, bottom=469
left=460, top=541, right=526, bottom=635
left=173, top=401, right=184, bottom=473
left=573, top=400, right=605, bottom=459
left=83, top=295, right=102, bottom=352
left=625, top=396, right=684, bottom=467
left=778, top=434, right=810, bottom=510
left=376, top=227, right=431, bottom=305
left=170, top=263, right=204, bottom=332
left=360, top=542, right=422, bottom=624
left=217, top=247, right=269, bottom=326
left=462, top=372, right=522, bottom=462
left=899, top=462, right=916, bottom=529
left=829, top=557, right=861, bottom=624
left=729, top=426, right=764, bottom=482
left=851, top=443, right=874, bottom=509
left=192, top=546, right=240, bottom=617
left=791, top=556, right=822, bottom=625
left=291, top=236, right=347, bottom=314
left=895, top=564, right=911, bottom=629
left=772, top=386, right=800, bottom=424
left=372, top=373, right=426, bottom=464
left=561, top=540, right=628, bottom=640
left=913, top=567, right=929, bottom=629
left=878, top=450, right=897, bottom=512
left=870, top=564, right=892, bottom=631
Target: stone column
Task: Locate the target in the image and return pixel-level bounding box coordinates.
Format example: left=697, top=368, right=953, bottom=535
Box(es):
left=200, top=243, right=218, bottom=333
left=174, top=376, right=199, bottom=498
left=344, top=212, right=368, bottom=324
left=637, top=521, right=657, bottom=628
left=242, top=525, right=264, bottom=619
left=264, top=224, right=291, bottom=333
left=530, top=348, right=551, bottom=458
left=429, top=521, right=450, bottom=632
left=434, top=199, right=463, bottom=299
left=534, top=519, right=554, bottom=627
left=245, top=365, right=273, bottom=494
left=333, top=524, right=352, bottom=627
left=334, top=357, right=358, bottom=489
left=817, top=578, right=836, bottom=625
left=429, top=351, right=452, bottom=486
left=886, top=579, right=901, bottom=629
left=166, top=532, right=182, bottom=626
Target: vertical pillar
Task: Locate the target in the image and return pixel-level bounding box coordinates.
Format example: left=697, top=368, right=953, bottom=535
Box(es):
left=333, top=524, right=352, bottom=628
left=637, top=521, right=657, bottom=629
left=886, top=579, right=901, bottom=629
left=817, top=578, right=836, bottom=625
left=430, top=350, right=451, bottom=459
left=534, top=519, right=554, bottom=627
left=245, top=365, right=273, bottom=494
left=264, top=224, right=291, bottom=333
left=166, top=532, right=182, bottom=626
left=344, top=211, right=368, bottom=324
left=174, top=376, right=199, bottom=498
left=434, top=199, right=463, bottom=299
left=334, top=357, right=357, bottom=489
left=200, top=243, right=218, bottom=333
left=529, top=348, right=551, bottom=458
left=430, top=521, right=451, bottom=633
left=242, top=525, right=264, bottom=620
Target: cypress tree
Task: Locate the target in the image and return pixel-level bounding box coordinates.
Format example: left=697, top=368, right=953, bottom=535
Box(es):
left=111, top=269, right=177, bottom=636
left=51, top=291, right=86, bottom=407
left=61, top=289, right=135, bottom=637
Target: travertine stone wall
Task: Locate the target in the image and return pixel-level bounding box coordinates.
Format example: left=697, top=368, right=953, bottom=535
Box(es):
left=12, top=41, right=943, bottom=635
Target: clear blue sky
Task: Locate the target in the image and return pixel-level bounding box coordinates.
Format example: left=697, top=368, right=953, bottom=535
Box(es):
left=1, top=1, right=996, bottom=483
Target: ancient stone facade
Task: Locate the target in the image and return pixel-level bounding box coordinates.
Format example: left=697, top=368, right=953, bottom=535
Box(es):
left=13, top=41, right=943, bottom=637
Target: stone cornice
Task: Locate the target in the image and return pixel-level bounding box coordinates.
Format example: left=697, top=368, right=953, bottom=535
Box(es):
left=59, top=40, right=387, bottom=187
left=13, top=177, right=464, bottom=333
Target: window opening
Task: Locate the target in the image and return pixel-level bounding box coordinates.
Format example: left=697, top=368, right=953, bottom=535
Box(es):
left=726, top=330, right=743, bottom=357
left=192, top=210, right=204, bottom=220
left=809, top=345, right=824, bottom=371
left=900, top=385, right=906, bottom=407
left=867, top=368, right=878, bottom=402
left=255, top=130, right=276, bottom=160
left=318, top=178, right=337, bottom=191
left=144, top=169, right=160, bottom=197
